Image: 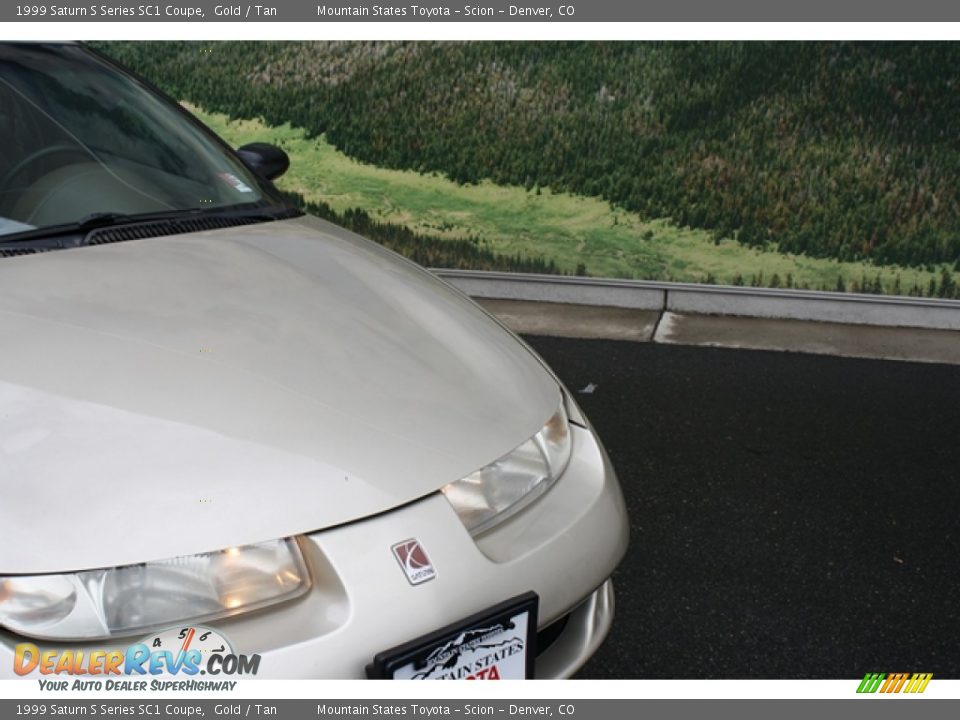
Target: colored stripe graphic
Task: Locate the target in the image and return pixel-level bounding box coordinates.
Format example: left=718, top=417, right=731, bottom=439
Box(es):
left=890, top=673, right=909, bottom=693
left=857, top=673, right=885, bottom=693
left=857, top=672, right=932, bottom=694
left=905, top=673, right=934, bottom=693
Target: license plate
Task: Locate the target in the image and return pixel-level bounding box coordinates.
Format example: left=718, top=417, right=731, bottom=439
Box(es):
left=367, top=592, right=538, bottom=679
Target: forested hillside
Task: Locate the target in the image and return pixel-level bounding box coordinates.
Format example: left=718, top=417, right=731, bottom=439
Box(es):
left=96, top=41, right=960, bottom=274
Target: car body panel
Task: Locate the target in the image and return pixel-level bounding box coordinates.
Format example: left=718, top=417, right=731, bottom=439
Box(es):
left=0, top=215, right=559, bottom=574
left=0, top=423, right=629, bottom=678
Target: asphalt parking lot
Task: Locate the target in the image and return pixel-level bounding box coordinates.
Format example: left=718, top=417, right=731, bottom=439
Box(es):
left=525, top=337, right=960, bottom=679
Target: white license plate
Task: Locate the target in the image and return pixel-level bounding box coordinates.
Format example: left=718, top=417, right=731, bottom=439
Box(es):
left=368, top=592, right=538, bottom=680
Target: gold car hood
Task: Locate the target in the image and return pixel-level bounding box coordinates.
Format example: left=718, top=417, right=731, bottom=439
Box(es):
left=0, top=215, right=558, bottom=574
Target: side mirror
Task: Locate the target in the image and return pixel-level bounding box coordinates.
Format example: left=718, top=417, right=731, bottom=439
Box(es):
left=236, top=142, right=290, bottom=181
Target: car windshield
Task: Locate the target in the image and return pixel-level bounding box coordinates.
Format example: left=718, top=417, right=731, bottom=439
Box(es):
left=0, top=43, right=283, bottom=239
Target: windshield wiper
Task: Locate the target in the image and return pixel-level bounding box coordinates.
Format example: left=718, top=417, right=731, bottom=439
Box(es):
left=0, top=211, right=173, bottom=249
left=70, top=212, right=138, bottom=231
left=0, top=204, right=299, bottom=249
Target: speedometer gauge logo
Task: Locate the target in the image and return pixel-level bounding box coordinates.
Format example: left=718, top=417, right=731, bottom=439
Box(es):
left=143, top=625, right=233, bottom=659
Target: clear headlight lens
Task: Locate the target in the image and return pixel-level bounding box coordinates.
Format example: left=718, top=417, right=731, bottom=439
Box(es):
left=0, top=538, right=309, bottom=641
left=442, top=400, right=572, bottom=535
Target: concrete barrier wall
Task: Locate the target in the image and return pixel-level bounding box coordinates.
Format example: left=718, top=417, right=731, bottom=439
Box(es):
left=433, top=270, right=960, bottom=331
left=439, top=271, right=666, bottom=310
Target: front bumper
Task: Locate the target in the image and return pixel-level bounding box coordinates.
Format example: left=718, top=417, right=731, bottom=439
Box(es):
left=0, top=423, right=628, bottom=679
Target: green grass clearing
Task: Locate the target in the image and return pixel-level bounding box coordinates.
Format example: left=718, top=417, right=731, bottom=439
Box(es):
left=193, top=105, right=957, bottom=295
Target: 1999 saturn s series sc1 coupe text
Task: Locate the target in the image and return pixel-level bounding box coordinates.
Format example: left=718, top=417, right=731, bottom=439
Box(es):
left=0, top=43, right=628, bottom=680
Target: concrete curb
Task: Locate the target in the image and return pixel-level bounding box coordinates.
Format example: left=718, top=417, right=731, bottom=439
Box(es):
left=433, top=269, right=960, bottom=331
left=438, top=270, right=665, bottom=310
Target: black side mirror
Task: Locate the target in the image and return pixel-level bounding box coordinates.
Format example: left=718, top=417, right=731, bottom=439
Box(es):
left=236, top=142, right=290, bottom=181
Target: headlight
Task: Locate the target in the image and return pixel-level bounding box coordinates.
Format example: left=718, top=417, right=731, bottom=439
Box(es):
left=0, top=538, right=309, bottom=641
left=442, top=399, right=572, bottom=535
